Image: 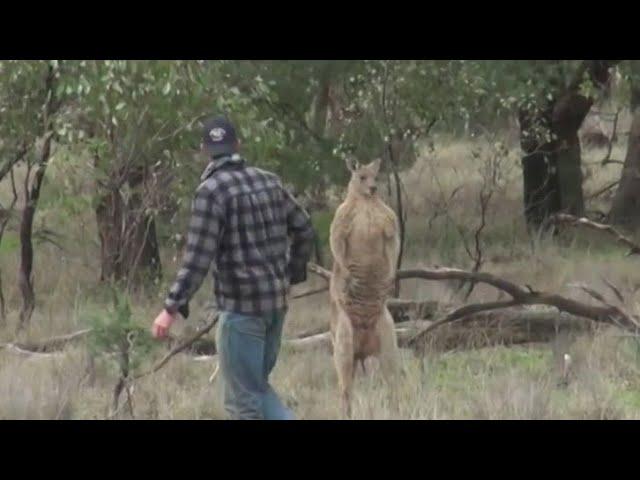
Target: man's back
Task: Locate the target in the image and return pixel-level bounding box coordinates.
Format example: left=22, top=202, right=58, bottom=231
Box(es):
left=164, top=154, right=314, bottom=317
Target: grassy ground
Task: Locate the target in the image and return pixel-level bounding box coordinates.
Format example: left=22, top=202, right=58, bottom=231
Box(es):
left=2, top=124, right=640, bottom=420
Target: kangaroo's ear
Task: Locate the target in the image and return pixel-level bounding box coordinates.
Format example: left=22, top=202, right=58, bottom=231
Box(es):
left=345, top=156, right=359, bottom=172
left=368, top=158, right=382, bottom=174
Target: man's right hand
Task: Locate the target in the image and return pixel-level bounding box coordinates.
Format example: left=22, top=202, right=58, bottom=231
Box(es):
left=151, top=309, right=176, bottom=339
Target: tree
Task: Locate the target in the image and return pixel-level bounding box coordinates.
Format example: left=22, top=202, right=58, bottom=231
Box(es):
left=609, top=61, right=640, bottom=229
left=0, top=60, right=64, bottom=329
left=61, top=60, right=214, bottom=287
left=460, top=60, right=618, bottom=232
left=518, top=61, right=618, bottom=231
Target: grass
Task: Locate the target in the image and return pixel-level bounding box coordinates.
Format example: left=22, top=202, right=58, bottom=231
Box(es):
left=1, top=123, right=640, bottom=419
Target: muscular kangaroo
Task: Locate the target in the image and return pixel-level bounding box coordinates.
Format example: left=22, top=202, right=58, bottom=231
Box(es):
left=329, top=157, right=401, bottom=418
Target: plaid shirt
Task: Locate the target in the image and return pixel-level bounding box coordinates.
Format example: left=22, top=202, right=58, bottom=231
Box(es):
left=164, top=154, right=315, bottom=318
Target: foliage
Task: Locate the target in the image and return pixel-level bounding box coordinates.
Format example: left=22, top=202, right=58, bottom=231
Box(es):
left=85, top=289, right=159, bottom=375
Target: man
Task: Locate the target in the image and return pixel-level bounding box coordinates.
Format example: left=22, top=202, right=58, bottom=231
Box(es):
left=151, top=115, right=315, bottom=420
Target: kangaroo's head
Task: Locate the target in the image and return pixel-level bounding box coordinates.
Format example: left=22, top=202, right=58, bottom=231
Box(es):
left=345, top=157, right=382, bottom=199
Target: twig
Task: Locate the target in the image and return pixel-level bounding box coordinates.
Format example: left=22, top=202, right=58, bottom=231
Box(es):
left=586, top=180, right=620, bottom=200
left=600, top=107, right=622, bottom=166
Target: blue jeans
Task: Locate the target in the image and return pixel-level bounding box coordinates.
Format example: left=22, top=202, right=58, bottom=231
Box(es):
left=216, top=310, right=295, bottom=420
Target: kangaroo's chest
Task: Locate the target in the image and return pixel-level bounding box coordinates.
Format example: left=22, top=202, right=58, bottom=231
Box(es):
left=347, top=208, right=389, bottom=254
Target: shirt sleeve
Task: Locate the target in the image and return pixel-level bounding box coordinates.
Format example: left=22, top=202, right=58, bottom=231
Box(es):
left=164, top=184, right=224, bottom=318
left=283, top=188, right=315, bottom=285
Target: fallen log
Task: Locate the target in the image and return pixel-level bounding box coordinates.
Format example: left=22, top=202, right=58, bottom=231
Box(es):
left=284, top=309, right=598, bottom=354
left=408, top=308, right=598, bottom=353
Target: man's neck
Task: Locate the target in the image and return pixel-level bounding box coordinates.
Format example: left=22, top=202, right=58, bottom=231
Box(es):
left=201, top=153, right=245, bottom=180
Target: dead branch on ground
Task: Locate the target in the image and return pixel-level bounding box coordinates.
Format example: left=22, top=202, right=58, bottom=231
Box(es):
left=308, top=261, right=639, bottom=350
left=0, top=328, right=92, bottom=354
left=550, top=213, right=640, bottom=256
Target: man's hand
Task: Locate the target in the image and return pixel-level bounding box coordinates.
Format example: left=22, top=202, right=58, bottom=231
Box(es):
left=152, top=309, right=176, bottom=339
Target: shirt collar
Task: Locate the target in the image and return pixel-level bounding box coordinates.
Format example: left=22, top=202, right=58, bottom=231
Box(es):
left=201, top=153, right=246, bottom=181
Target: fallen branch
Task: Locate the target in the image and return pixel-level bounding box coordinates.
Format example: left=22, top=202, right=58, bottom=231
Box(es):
left=306, top=263, right=438, bottom=320
left=1, top=343, right=65, bottom=358
left=0, top=328, right=92, bottom=354
left=550, top=213, right=640, bottom=256
left=397, top=266, right=639, bottom=331
left=308, top=261, right=639, bottom=349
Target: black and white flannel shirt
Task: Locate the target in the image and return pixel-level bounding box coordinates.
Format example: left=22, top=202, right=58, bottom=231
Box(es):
left=164, top=154, right=315, bottom=318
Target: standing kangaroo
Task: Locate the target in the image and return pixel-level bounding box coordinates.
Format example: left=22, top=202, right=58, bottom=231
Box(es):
left=329, top=157, right=401, bottom=418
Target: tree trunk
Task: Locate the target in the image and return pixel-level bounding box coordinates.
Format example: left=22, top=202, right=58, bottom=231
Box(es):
left=17, top=63, right=59, bottom=331
left=95, top=161, right=161, bottom=287
left=609, top=85, right=640, bottom=228
left=95, top=182, right=125, bottom=282
left=122, top=166, right=162, bottom=286
left=519, top=61, right=617, bottom=231
left=18, top=143, right=51, bottom=330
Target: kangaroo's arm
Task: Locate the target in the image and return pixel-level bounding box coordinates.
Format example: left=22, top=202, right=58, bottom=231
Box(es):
left=330, top=204, right=351, bottom=272
left=383, top=209, right=401, bottom=277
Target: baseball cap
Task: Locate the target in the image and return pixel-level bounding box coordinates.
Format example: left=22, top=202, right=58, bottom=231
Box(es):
left=201, top=115, right=238, bottom=157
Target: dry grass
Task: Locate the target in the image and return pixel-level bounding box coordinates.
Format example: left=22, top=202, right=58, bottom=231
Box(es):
left=2, top=124, right=640, bottom=419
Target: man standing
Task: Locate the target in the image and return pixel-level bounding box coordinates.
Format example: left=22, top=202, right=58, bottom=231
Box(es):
left=151, top=115, right=315, bottom=420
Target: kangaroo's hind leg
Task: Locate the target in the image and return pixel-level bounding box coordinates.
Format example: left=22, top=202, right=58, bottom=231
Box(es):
left=377, top=306, right=402, bottom=414
left=332, top=305, right=355, bottom=419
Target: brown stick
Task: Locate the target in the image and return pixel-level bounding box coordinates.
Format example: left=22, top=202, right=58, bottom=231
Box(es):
left=550, top=213, right=640, bottom=256
left=132, top=314, right=219, bottom=380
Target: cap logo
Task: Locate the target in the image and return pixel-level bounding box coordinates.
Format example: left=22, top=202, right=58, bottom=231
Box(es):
left=209, top=128, right=226, bottom=142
